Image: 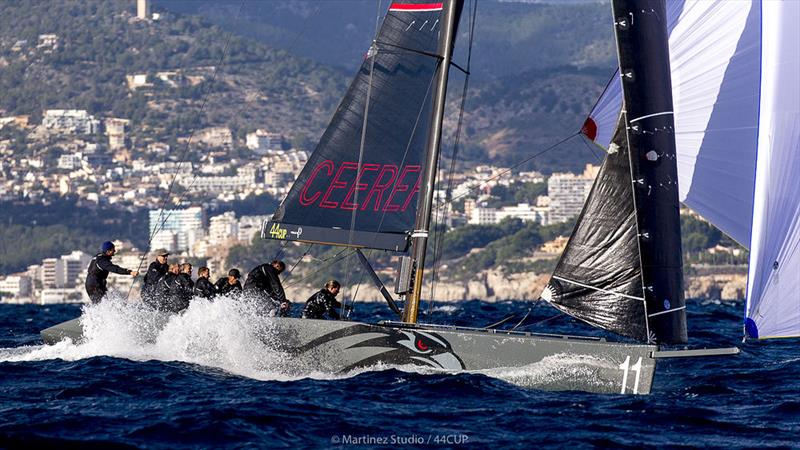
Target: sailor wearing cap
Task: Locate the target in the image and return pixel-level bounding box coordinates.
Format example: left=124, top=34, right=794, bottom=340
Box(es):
left=215, top=268, right=243, bottom=297
left=85, top=241, right=139, bottom=304
left=141, top=248, right=170, bottom=305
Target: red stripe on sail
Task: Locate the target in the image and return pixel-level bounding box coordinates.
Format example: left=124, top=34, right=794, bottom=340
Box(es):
left=389, top=2, right=443, bottom=12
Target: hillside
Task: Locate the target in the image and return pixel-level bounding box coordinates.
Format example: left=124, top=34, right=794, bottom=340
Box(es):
left=0, top=0, right=348, bottom=147
left=0, top=0, right=614, bottom=170
left=156, top=0, right=615, bottom=172
left=157, top=0, right=616, bottom=77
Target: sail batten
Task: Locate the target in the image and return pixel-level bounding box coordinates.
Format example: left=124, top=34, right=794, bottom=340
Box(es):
left=264, top=1, right=446, bottom=252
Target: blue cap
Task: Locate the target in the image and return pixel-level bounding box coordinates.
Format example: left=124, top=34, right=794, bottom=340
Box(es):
left=101, top=241, right=115, bottom=252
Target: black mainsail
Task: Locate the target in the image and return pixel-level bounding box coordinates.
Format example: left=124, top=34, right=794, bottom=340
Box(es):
left=264, top=1, right=449, bottom=252
left=544, top=0, right=688, bottom=344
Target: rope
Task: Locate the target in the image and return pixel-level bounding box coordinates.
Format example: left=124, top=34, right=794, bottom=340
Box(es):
left=342, top=0, right=383, bottom=311
left=445, top=132, right=582, bottom=207
left=282, top=248, right=355, bottom=289
left=579, top=133, right=604, bottom=162
left=285, top=243, right=314, bottom=277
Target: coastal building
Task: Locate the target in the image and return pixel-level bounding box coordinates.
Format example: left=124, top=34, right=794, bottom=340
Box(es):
left=195, top=127, right=233, bottom=148
left=148, top=206, right=204, bottom=253
left=37, top=34, right=59, bottom=50
left=184, top=166, right=258, bottom=193
left=547, top=164, right=597, bottom=224
left=58, top=153, right=84, bottom=170
left=0, top=275, right=33, bottom=299
left=246, top=129, right=284, bottom=155
left=105, top=118, right=129, bottom=150
left=137, top=0, right=150, bottom=20
left=237, top=215, right=270, bottom=243
left=468, top=203, right=548, bottom=226
left=209, top=212, right=238, bottom=246
left=42, top=110, right=100, bottom=135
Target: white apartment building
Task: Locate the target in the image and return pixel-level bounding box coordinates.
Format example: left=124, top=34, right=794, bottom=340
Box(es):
left=195, top=127, right=233, bottom=148
left=246, top=129, right=284, bottom=154
left=42, top=110, right=100, bottom=134
left=0, top=275, right=32, bottom=298
left=58, top=153, right=84, bottom=170
left=209, top=212, right=238, bottom=246
left=469, top=203, right=548, bottom=226
left=149, top=206, right=204, bottom=252
left=105, top=118, right=129, bottom=150
left=547, top=164, right=597, bottom=224
left=184, top=166, right=258, bottom=193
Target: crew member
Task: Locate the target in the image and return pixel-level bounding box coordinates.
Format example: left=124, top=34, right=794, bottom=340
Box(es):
left=173, top=262, right=194, bottom=311
left=85, top=241, right=138, bottom=304
left=243, top=260, right=291, bottom=316
left=194, top=267, right=217, bottom=299
left=215, top=268, right=242, bottom=296
left=141, top=248, right=169, bottom=304
left=302, top=280, right=349, bottom=320
left=154, top=263, right=180, bottom=311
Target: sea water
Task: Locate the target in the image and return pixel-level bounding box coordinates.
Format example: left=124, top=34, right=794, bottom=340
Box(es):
left=0, top=296, right=797, bottom=447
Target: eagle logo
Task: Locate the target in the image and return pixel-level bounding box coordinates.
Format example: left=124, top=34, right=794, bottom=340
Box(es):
left=282, top=324, right=465, bottom=372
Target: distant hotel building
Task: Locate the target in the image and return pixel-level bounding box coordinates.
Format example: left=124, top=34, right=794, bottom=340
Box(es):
left=547, top=164, right=598, bottom=224
left=149, top=206, right=204, bottom=253
left=469, top=202, right=549, bottom=226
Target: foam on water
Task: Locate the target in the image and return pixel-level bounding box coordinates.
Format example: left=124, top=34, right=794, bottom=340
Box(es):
left=0, top=293, right=449, bottom=384
left=0, top=293, right=359, bottom=382
left=0, top=295, right=619, bottom=391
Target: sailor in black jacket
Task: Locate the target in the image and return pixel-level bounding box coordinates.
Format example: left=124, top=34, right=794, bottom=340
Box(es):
left=302, top=280, right=348, bottom=320
left=85, top=241, right=138, bottom=304
left=194, top=267, right=217, bottom=299
left=154, top=264, right=180, bottom=311
left=141, top=248, right=169, bottom=305
left=172, top=263, right=194, bottom=312
left=215, top=268, right=242, bottom=297
left=243, top=260, right=291, bottom=316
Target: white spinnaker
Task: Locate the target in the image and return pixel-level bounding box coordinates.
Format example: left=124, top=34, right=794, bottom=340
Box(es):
left=587, top=0, right=759, bottom=246
left=745, top=0, right=800, bottom=339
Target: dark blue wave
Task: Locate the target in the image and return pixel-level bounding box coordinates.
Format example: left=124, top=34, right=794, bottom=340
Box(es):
left=0, top=300, right=797, bottom=448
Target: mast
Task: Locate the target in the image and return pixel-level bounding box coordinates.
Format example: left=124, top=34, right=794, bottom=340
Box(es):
left=402, top=0, right=462, bottom=323
left=612, top=0, right=687, bottom=343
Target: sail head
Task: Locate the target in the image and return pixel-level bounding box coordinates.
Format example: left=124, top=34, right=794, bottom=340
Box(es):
left=265, top=2, right=446, bottom=252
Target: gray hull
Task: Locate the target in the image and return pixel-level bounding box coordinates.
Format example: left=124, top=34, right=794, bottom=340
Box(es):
left=41, top=316, right=657, bottom=395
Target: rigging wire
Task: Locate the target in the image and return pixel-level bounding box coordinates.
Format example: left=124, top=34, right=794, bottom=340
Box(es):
left=445, top=131, right=582, bottom=207
left=125, top=0, right=247, bottom=300
left=342, top=0, right=383, bottom=315
left=282, top=248, right=356, bottom=289
left=579, top=133, right=604, bottom=162
left=427, top=0, right=478, bottom=317
left=130, top=0, right=328, bottom=299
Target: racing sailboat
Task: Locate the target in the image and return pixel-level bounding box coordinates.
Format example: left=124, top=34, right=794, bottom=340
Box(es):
left=42, top=0, right=798, bottom=395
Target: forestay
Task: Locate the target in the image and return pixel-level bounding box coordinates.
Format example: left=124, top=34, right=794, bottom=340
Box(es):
left=264, top=1, right=446, bottom=252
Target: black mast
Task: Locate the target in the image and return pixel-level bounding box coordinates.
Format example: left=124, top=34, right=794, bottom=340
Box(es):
left=612, top=0, right=687, bottom=343
left=403, top=0, right=462, bottom=323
